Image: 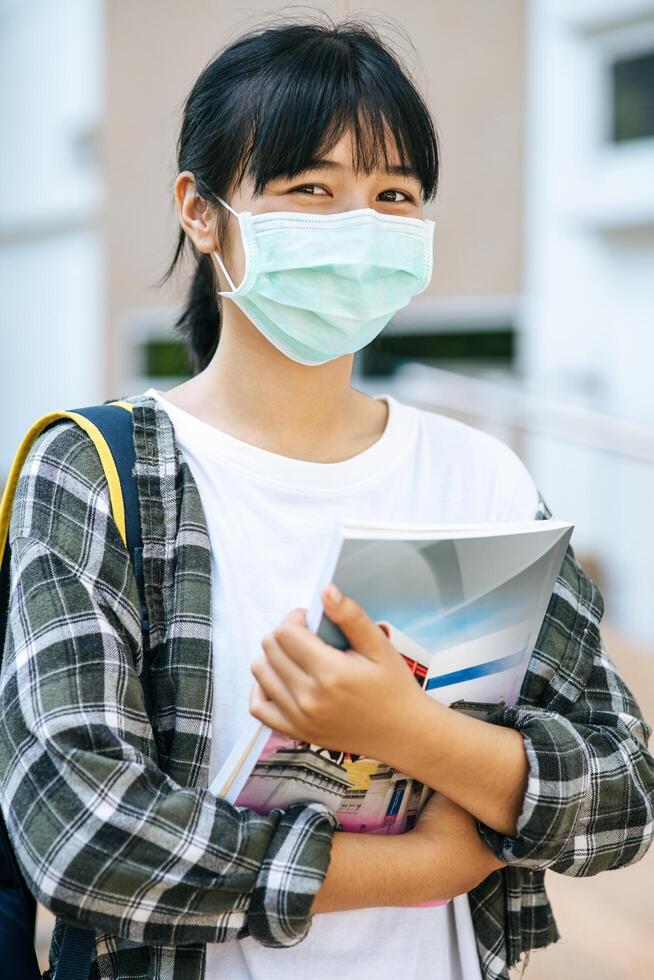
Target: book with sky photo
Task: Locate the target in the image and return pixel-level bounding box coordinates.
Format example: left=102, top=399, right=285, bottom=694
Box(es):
left=210, top=517, right=573, bottom=841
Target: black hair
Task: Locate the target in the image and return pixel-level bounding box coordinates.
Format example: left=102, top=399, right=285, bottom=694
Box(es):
left=162, top=16, right=440, bottom=373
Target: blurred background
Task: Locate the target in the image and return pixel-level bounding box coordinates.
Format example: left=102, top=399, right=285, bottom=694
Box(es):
left=1, top=0, right=652, bottom=977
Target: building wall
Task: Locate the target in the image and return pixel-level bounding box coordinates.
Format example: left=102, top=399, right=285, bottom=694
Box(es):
left=522, top=0, right=654, bottom=645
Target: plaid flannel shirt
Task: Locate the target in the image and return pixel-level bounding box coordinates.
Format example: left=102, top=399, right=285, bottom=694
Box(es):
left=1, top=393, right=652, bottom=980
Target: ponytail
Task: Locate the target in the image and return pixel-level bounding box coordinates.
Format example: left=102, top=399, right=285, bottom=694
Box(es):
left=172, top=241, right=221, bottom=373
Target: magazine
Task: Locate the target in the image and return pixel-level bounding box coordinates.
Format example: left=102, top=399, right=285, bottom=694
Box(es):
left=210, top=517, right=573, bottom=841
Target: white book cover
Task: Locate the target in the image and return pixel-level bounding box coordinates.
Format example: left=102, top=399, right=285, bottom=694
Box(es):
left=210, top=517, right=573, bottom=840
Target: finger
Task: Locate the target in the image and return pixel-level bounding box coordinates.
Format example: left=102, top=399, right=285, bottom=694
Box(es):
left=270, top=620, right=340, bottom=674
left=262, top=631, right=311, bottom=693
left=249, top=680, right=297, bottom=736
left=250, top=654, right=298, bottom=718
left=279, top=607, right=308, bottom=628
left=321, top=584, right=390, bottom=661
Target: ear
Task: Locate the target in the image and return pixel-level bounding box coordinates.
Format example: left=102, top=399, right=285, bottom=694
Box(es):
left=174, top=171, right=218, bottom=253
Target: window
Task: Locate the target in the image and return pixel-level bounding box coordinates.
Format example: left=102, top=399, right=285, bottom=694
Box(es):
left=611, top=49, right=654, bottom=142
left=141, top=337, right=192, bottom=381
left=356, top=325, right=515, bottom=377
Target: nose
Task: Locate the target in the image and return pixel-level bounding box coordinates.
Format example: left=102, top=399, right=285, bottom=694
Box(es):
left=338, top=194, right=373, bottom=213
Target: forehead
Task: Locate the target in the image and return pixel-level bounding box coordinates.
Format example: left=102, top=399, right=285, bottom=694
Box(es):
left=321, top=129, right=402, bottom=166
left=281, top=129, right=421, bottom=182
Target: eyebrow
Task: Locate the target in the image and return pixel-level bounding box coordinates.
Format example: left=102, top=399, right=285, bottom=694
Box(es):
left=291, top=158, right=422, bottom=181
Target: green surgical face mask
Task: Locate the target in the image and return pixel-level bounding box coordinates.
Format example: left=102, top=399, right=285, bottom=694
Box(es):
left=212, top=197, right=435, bottom=366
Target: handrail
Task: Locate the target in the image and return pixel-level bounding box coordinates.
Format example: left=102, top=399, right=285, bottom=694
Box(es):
left=384, top=363, right=654, bottom=465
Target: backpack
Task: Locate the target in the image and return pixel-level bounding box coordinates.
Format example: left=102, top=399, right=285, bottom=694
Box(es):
left=0, top=400, right=151, bottom=980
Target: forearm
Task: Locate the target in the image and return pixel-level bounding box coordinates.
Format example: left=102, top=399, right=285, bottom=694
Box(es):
left=310, top=822, right=502, bottom=914
left=386, top=695, right=529, bottom=837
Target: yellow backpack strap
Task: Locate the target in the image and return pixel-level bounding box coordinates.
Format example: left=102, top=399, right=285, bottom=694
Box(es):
left=0, top=401, right=133, bottom=568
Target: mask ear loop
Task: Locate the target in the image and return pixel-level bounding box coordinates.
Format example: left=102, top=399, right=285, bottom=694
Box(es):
left=212, top=250, right=237, bottom=293
left=212, top=196, right=240, bottom=293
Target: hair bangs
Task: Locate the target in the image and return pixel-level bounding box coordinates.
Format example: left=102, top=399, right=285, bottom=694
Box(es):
left=237, top=27, right=439, bottom=201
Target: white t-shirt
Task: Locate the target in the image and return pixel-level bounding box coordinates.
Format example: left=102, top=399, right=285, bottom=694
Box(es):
left=146, top=387, right=540, bottom=980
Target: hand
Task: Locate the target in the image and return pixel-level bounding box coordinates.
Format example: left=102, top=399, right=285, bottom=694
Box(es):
left=412, top=790, right=505, bottom=897
left=249, top=584, right=424, bottom=761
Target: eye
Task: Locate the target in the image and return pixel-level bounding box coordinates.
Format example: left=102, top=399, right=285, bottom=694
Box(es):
left=378, top=189, right=414, bottom=203
left=290, top=183, right=330, bottom=196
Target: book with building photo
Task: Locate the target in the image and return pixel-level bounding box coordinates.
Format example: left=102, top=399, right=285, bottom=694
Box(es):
left=210, top=517, right=574, bottom=837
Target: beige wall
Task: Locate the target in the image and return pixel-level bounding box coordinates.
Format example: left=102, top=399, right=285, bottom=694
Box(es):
left=103, top=0, right=525, bottom=392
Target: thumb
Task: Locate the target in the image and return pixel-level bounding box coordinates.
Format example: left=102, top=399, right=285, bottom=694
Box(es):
left=321, top=583, right=389, bottom=661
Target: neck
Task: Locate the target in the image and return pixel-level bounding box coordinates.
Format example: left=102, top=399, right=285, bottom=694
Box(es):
left=168, top=304, right=387, bottom=463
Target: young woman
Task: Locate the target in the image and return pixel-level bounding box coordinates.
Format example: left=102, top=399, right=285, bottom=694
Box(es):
left=1, top=19, right=653, bottom=980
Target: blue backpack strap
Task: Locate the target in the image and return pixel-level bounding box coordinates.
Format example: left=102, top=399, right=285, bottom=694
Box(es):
left=53, top=928, right=97, bottom=980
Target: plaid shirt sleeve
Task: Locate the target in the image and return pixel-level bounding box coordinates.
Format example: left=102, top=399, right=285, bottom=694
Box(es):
left=0, top=424, right=338, bottom=948
left=476, top=495, right=654, bottom=875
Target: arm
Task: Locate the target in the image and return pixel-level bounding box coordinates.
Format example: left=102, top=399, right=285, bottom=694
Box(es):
left=250, top=501, right=654, bottom=877
left=396, top=501, right=654, bottom=871
left=0, top=537, right=499, bottom=941
left=382, top=696, right=528, bottom=837
left=311, top=790, right=504, bottom=914
left=0, top=423, right=337, bottom=949
left=471, top=538, right=654, bottom=874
